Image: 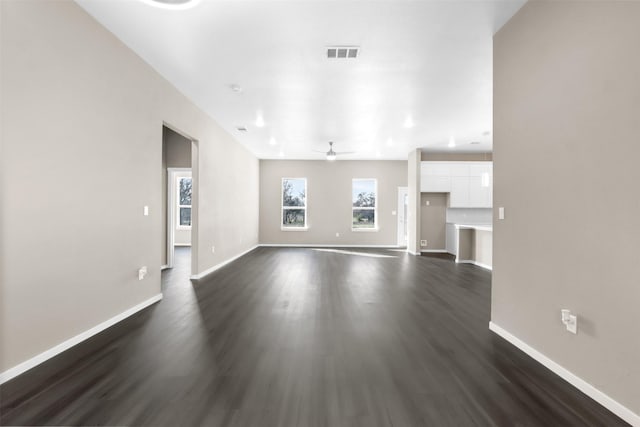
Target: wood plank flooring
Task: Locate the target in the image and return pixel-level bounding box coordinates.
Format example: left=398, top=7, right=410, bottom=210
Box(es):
left=0, top=247, right=629, bottom=426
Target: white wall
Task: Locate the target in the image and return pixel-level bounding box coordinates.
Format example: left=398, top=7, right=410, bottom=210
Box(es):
left=0, top=0, right=258, bottom=375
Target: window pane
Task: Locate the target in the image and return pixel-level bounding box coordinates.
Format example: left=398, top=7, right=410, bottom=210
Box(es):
left=352, top=209, right=375, bottom=228
left=282, top=208, right=305, bottom=227
left=283, top=179, right=306, bottom=207
left=352, top=180, right=376, bottom=207
left=179, top=207, right=192, bottom=226
left=179, top=178, right=192, bottom=206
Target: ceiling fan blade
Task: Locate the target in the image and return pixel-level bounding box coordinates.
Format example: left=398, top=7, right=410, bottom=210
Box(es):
left=335, top=151, right=356, bottom=155
left=312, top=150, right=327, bottom=153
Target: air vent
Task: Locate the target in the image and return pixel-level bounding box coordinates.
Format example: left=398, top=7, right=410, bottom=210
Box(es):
left=236, top=126, right=248, bottom=132
left=470, top=141, right=481, bottom=145
left=327, top=46, right=359, bottom=59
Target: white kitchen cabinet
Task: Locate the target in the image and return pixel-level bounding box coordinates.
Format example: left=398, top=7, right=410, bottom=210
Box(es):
left=421, top=161, right=492, bottom=207
left=449, top=176, right=470, bottom=207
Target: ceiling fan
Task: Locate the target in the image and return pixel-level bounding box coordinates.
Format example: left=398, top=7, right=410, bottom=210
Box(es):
left=314, top=141, right=355, bottom=161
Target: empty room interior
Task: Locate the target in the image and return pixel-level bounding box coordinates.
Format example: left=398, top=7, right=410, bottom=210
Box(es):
left=1, top=0, right=639, bottom=425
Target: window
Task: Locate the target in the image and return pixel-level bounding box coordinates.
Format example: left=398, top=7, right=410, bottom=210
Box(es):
left=177, top=176, right=192, bottom=228
left=282, top=178, right=307, bottom=229
left=352, top=178, right=377, bottom=230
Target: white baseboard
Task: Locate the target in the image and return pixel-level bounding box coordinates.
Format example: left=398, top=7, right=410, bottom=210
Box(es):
left=174, top=243, right=191, bottom=247
left=407, top=250, right=420, bottom=256
left=456, top=259, right=493, bottom=271
left=160, top=264, right=169, bottom=271
left=190, top=245, right=259, bottom=281
left=421, top=249, right=447, bottom=253
left=473, top=261, right=492, bottom=271
left=259, top=244, right=401, bottom=249
left=0, top=293, right=163, bottom=385
left=489, top=322, right=640, bottom=426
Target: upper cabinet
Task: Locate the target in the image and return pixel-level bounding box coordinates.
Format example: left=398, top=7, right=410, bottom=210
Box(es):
left=421, top=161, right=492, bottom=208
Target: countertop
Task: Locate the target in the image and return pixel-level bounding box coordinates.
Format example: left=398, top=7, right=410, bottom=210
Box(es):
left=448, top=223, right=493, bottom=232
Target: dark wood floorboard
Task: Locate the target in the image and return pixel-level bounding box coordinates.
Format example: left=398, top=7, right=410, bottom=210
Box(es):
left=0, top=247, right=629, bottom=426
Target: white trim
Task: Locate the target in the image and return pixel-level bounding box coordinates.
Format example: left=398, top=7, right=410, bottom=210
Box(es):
left=352, top=178, right=378, bottom=230
left=407, top=250, right=421, bottom=256
left=161, top=264, right=169, bottom=270
left=259, top=244, right=401, bottom=249
left=173, top=243, right=192, bottom=247
left=281, top=177, right=307, bottom=229
left=455, top=259, right=493, bottom=271
left=421, top=249, right=448, bottom=253
left=280, top=226, right=309, bottom=231
left=489, top=322, right=640, bottom=427
left=167, top=168, right=191, bottom=269
left=0, top=294, right=163, bottom=385
left=190, top=245, right=259, bottom=281
left=351, top=228, right=379, bottom=232
left=397, top=187, right=409, bottom=247
left=473, top=261, right=492, bottom=270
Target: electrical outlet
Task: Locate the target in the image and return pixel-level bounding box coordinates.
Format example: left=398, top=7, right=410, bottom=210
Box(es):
left=425, top=200, right=430, bottom=206
left=561, top=309, right=578, bottom=334
left=211, top=246, right=215, bottom=253
left=138, top=266, right=147, bottom=281
left=336, top=232, right=340, bottom=237
left=498, top=207, right=505, bottom=220
left=143, top=206, right=149, bottom=216
left=420, top=240, right=427, bottom=247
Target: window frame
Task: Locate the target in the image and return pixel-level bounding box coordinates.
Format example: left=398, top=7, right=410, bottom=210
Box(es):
left=281, top=177, right=308, bottom=231
left=351, top=178, right=378, bottom=232
left=176, top=176, right=192, bottom=230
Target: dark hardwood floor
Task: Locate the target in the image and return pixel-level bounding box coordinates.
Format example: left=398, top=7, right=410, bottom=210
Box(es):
left=0, top=247, right=628, bottom=426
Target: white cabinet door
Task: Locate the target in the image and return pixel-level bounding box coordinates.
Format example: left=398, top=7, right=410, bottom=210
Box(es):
left=468, top=176, right=491, bottom=208
left=421, top=161, right=492, bottom=207
left=423, top=176, right=451, bottom=192
left=449, top=176, right=470, bottom=207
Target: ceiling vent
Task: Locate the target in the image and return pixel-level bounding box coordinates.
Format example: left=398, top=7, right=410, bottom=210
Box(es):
left=236, top=126, right=248, bottom=132
left=327, top=46, right=359, bottom=59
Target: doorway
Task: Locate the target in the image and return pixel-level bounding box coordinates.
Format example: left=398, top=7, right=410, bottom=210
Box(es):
left=162, top=125, right=194, bottom=270
left=397, top=187, right=409, bottom=247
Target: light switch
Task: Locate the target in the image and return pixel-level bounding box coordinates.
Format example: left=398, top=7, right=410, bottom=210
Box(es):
left=143, top=206, right=149, bottom=216
left=498, top=207, right=505, bottom=220
left=425, top=200, right=430, bottom=206
left=391, top=210, right=397, bottom=216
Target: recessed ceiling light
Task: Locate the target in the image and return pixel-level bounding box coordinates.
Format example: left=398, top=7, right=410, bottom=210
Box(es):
left=448, top=136, right=456, bottom=148
left=229, top=84, right=243, bottom=93
left=255, top=113, right=265, bottom=128
left=269, top=137, right=277, bottom=146
left=403, top=116, right=415, bottom=128
left=470, top=141, right=481, bottom=145
left=483, top=130, right=491, bottom=136
left=236, top=126, right=248, bottom=132
left=138, top=0, right=201, bottom=10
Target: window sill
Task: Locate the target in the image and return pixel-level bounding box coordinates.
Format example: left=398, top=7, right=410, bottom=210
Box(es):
left=281, top=227, right=309, bottom=231
left=352, top=227, right=379, bottom=232
left=177, top=226, right=192, bottom=230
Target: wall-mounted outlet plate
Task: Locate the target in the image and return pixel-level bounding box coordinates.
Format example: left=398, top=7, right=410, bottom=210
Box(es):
left=420, top=240, right=427, bottom=247
left=138, top=266, right=147, bottom=281
left=211, top=246, right=215, bottom=253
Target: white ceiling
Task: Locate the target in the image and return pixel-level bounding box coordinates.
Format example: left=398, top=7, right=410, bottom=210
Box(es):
left=76, top=0, right=525, bottom=160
